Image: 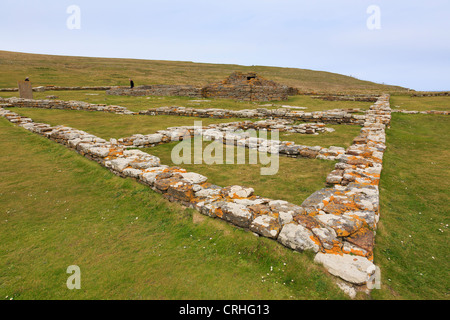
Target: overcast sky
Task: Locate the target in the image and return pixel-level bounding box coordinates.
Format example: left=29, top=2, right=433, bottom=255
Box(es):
left=1, top=0, right=449, bottom=91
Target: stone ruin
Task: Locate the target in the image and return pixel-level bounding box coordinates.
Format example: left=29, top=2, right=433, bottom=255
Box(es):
left=201, top=72, right=298, bottom=101
left=0, top=94, right=395, bottom=298
left=106, top=72, right=298, bottom=102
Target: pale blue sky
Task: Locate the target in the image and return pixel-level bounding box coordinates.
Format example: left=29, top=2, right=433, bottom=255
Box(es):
left=1, top=0, right=449, bottom=91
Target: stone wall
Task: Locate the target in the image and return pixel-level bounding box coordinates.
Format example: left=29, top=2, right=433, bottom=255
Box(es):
left=0, top=97, right=136, bottom=115
left=0, top=85, right=112, bottom=92
left=117, top=120, right=346, bottom=161
left=312, top=94, right=379, bottom=102
left=391, top=109, right=449, bottom=115
left=106, top=72, right=298, bottom=102
left=201, top=72, right=297, bottom=101
left=411, top=91, right=449, bottom=97
left=106, top=85, right=203, bottom=98
left=0, top=96, right=367, bottom=124
left=140, top=106, right=366, bottom=125
left=0, top=95, right=393, bottom=297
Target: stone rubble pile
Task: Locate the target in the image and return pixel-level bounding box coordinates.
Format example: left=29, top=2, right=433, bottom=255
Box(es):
left=0, top=94, right=392, bottom=297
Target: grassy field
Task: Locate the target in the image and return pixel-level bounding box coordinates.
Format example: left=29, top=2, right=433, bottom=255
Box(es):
left=0, top=50, right=408, bottom=94
left=1, top=109, right=448, bottom=300
left=143, top=140, right=336, bottom=206
left=0, top=117, right=347, bottom=300
left=9, top=108, right=355, bottom=205
left=0, top=89, right=375, bottom=113
left=10, top=107, right=362, bottom=148
left=373, top=113, right=449, bottom=300
left=9, top=108, right=247, bottom=140
left=390, top=94, right=450, bottom=112
left=1, top=50, right=449, bottom=300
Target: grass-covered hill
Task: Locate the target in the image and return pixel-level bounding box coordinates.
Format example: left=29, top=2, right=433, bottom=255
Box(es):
left=0, top=50, right=409, bottom=94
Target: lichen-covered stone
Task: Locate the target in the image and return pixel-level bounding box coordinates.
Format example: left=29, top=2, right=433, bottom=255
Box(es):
left=220, top=202, right=254, bottom=228
left=249, top=214, right=281, bottom=239
left=278, top=222, right=320, bottom=253
left=314, top=253, right=375, bottom=285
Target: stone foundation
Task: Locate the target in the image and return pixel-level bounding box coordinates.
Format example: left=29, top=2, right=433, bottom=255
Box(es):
left=0, top=85, right=112, bottom=92
left=116, top=120, right=345, bottom=161
left=106, top=85, right=203, bottom=98
left=0, top=94, right=394, bottom=297
left=0, top=96, right=367, bottom=124
left=106, top=72, right=298, bottom=102
left=140, top=106, right=366, bottom=124
left=311, top=94, right=379, bottom=102
left=0, top=97, right=136, bottom=115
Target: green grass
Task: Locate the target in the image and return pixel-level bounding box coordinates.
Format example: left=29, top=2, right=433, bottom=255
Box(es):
left=9, top=108, right=248, bottom=140
left=372, top=114, right=450, bottom=300
left=3, top=112, right=448, bottom=299
left=279, top=125, right=361, bottom=149
left=0, top=117, right=348, bottom=300
left=1, top=89, right=374, bottom=113
left=143, top=139, right=337, bottom=206
left=9, top=108, right=352, bottom=205
left=1, top=49, right=448, bottom=300
left=10, top=108, right=361, bottom=150
left=390, top=94, right=450, bottom=112
left=0, top=50, right=408, bottom=94
left=280, top=95, right=373, bottom=111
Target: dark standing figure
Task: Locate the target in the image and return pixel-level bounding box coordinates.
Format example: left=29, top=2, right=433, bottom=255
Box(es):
left=129, top=79, right=134, bottom=89
left=25, top=77, right=30, bottom=81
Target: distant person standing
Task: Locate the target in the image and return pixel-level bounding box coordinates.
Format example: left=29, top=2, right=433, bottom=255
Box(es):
left=25, top=77, right=30, bottom=81
left=129, top=78, right=134, bottom=89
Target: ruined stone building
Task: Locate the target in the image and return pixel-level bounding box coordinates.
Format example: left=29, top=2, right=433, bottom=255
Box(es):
left=106, top=72, right=298, bottom=102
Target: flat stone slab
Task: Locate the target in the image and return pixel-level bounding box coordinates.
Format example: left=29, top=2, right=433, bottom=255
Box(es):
left=314, top=253, right=374, bottom=285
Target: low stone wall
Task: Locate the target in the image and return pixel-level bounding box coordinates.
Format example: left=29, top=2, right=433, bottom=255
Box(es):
left=0, top=96, right=367, bottom=124
left=325, top=94, right=391, bottom=187
left=0, top=97, right=136, bottom=115
left=312, top=94, right=379, bottom=102
left=106, top=85, right=203, bottom=98
left=0, top=95, right=392, bottom=297
left=117, top=121, right=345, bottom=161
left=411, top=91, right=449, bottom=97
left=391, top=109, right=449, bottom=115
left=0, top=85, right=112, bottom=92
left=140, top=106, right=366, bottom=125
left=201, top=84, right=292, bottom=101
